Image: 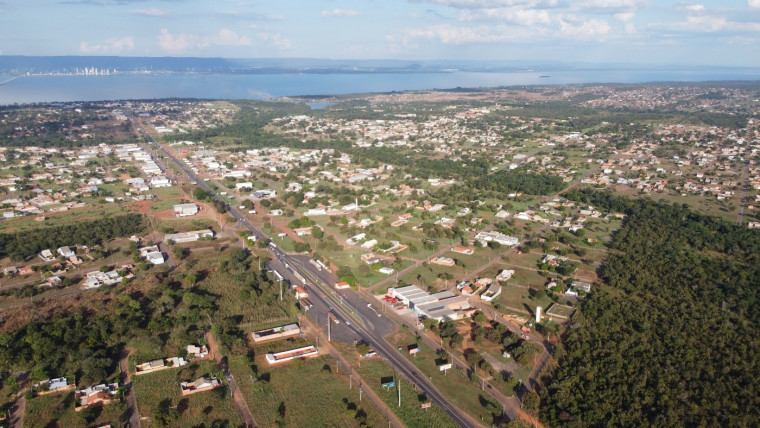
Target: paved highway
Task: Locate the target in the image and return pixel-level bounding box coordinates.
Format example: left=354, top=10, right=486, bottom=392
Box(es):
left=132, top=117, right=482, bottom=428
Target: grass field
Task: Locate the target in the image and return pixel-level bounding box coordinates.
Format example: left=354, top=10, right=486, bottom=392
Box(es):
left=354, top=358, right=459, bottom=428
left=1, top=203, right=130, bottom=233
left=24, top=391, right=127, bottom=428
left=228, top=354, right=388, bottom=427
left=383, top=329, right=509, bottom=425
left=195, top=260, right=296, bottom=326
left=131, top=360, right=242, bottom=428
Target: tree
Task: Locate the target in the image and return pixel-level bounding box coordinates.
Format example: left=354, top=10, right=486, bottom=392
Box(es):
left=193, top=187, right=210, bottom=201
left=356, top=343, right=371, bottom=355
left=439, top=320, right=459, bottom=339
left=472, top=311, right=487, bottom=324
left=522, top=391, right=540, bottom=416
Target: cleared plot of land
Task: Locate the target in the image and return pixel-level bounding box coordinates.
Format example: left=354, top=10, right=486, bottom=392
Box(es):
left=228, top=354, right=388, bottom=427
left=24, top=390, right=127, bottom=428
left=1, top=203, right=130, bottom=233
left=131, top=360, right=242, bottom=428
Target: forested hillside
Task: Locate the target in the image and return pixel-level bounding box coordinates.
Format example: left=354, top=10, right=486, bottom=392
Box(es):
left=542, top=190, right=760, bottom=427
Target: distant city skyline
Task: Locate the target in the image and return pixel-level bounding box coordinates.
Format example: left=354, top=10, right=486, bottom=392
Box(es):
left=1, top=1, right=760, bottom=67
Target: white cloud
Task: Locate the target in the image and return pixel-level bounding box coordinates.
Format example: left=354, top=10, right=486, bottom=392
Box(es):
left=657, top=14, right=760, bottom=33
left=676, top=3, right=706, bottom=13
left=213, top=29, right=251, bottom=46
left=156, top=28, right=252, bottom=53
left=577, top=0, right=645, bottom=11
left=614, top=12, right=635, bottom=21
left=157, top=29, right=208, bottom=53
left=614, top=12, right=636, bottom=34
left=320, top=9, right=362, bottom=18
left=558, top=17, right=611, bottom=39
left=420, top=0, right=550, bottom=7
left=460, top=7, right=551, bottom=25
left=130, top=7, right=168, bottom=16
left=80, top=36, right=135, bottom=54
left=387, top=23, right=533, bottom=47
left=258, top=32, right=291, bottom=49
left=749, top=0, right=760, bottom=9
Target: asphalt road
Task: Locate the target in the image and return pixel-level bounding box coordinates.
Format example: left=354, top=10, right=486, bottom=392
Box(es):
left=134, top=117, right=482, bottom=428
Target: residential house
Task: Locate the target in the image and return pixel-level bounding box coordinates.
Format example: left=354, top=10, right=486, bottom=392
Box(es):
left=74, top=383, right=119, bottom=411
left=85, top=270, right=122, bottom=288
left=431, top=256, right=456, bottom=267
left=496, top=269, right=515, bottom=281
left=481, top=284, right=502, bottom=302
left=450, top=246, right=474, bottom=255
left=57, top=246, right=75, bottom=258
left=39, top=249, right=55, bottom=262
left=180, top=377, right=221, bottom=395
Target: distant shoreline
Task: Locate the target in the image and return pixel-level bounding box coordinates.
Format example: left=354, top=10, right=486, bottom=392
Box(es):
left=1, top=70, right=759, bottom=105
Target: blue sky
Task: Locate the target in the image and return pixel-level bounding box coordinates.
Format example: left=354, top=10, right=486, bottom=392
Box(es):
left=1, top=1, right=760, bottom=66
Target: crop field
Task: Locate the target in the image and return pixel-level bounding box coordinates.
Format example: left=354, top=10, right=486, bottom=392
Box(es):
left=228, top=354, right=388, bottom=427
left=24, top=390, right=127, bottom=428
left=131, top=360, right=242, bottom=428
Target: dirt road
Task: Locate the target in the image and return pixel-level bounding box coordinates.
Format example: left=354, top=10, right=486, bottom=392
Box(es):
left=205, top=332, right=258, bottom=428
left=119, top=348, right=141, bottom=428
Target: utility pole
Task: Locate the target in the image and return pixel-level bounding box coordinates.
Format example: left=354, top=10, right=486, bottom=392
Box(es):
left=328, top=314, right=331, bottom=342
left=398, top=376, right=401, bottom=407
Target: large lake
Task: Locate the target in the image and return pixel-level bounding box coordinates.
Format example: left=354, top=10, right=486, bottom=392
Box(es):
left=2, top=67, right=760, bottom=104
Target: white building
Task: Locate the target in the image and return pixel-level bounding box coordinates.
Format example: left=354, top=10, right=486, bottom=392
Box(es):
left=474, top=231, right=519, bottom=247
left=173, top=203, right=199, bottom=217
left=481, top=284, right=502, bottom=302
left=164, top=229, right=214, bottom=244
left=151, top=176, right=172, bottom=188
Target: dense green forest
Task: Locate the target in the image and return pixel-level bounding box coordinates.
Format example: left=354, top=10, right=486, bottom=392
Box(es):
left=541, top=189, right=760, bottom=426
left=0, top=213, right=146, bottom=260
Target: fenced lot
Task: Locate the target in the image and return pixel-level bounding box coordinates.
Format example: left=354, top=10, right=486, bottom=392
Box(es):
left=24, top=390, right=127, bottom=427
left=131, top=360, right=242, bottom=427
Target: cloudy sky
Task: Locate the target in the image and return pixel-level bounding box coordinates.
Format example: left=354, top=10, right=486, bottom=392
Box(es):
left=1, top=0, right=759, bottom=66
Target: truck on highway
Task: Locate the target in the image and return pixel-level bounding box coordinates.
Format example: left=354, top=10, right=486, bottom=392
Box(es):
left=300, top=299, right=313, bottom=311
left=309, top=259, right=323, bottom=271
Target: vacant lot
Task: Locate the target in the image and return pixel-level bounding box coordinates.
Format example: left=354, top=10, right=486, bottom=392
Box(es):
left=24, top=390, right=127, bottom=428
left=131, top=360, right=243, bottom=427
left=228, top=354, right=387, bottom=427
